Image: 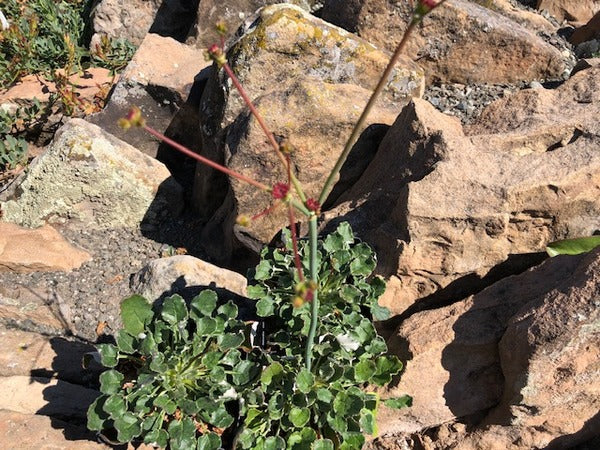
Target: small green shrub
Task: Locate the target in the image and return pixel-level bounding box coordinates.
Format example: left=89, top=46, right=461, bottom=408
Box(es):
left=87, top=292, right=261, bottom=449
left=0, top=0, right=136, bottom=89
left=0, top=99, right=44, bottom=171
left=88, top=224, right=409, bottom=449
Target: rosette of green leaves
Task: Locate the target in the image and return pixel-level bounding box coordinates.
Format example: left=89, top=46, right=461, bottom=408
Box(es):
left=87, top=291, right=260, bottom=450
left=240, top=222, right=411, bottom=449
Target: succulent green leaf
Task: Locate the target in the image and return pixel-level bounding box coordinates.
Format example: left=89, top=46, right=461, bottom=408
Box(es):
left=144, top=428, right=168, bottom=447
left=153, top=393, right=177, bottom=414
left=333, top=390, right=363, bottom=417
left=256, top=297, right=275, bottom=317
left=217, top=331, right=245, bottom=350
left=384, top=395, right=413, bottom=409
left=190, top=290, right=218, bottom=318
left=196, top=316, right=217, bottom=334
left=99, top=369, right=124, bottom=395
left=254, top=260, right=272, bottom=280
left=288, top=427, right=317, bottom=448
left=359, top=408, right=376, bottom=434
left=116, top=330, right=136, bottom=354
left=372, top=355, right=403, bottom=386
left=340, top=432, right=365, bottom=450
left=237, top=428, right=256, bottom=449
left=371, top=303, right=390, bottom=321
left=316, top=388, right=333, bottom=403
left=233, top=360, right=258, bottom=385
left=161, top=294, right=188, bottom=324
left=246, top=284, right=267, bottom=299
left=87, top=396, right=109, bottom=431
left=264, top=435, right=286, bottom=450
left=296, top=369, right=314, bottom=394
left=217, top=301, right=238, bottom=319
left=96, top=343, right=118, bottom=368
left=314, top=439, right=335, bottom=450
left=210, top=407, right=234, bottom=428
left=268, top=392, right=284, bottom=420
left=114, top=412, right=142, bottom=443
left=103, top=394, right=126, bottom=418
left=354, top=359, right=377, bottom=383
left=197, top=432, right=221, bottom=450
left=289, top=407, right=310, bottom=427
left=261, top=362, right=284, bottom=386
left=546, top=236, right=600, bottom=256
left=120, top=295, right=153, bottom=336
left=168, top=417, right=197, bottom=450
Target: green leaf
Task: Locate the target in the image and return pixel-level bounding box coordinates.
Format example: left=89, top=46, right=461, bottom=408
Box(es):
left=168, top=417, right=197, bottom=450
left=254, top=260, right=272, bottom=280
left=210, top=407, right=234, bottom=428
left=372, top=355, right=403, bottom=386
left=246, top=284, right=266, bottom=299
left=296, top=369, right=314, bottom=394
left=256, top=297, right=275, bottom=317
left=190, top=290, right=218, bottom=318
left=116, top=330, right=136, bottom=354
left=196, top=316, right=217, bottom=334
left=161, top=294, right=188, bottom=324
left=371, top=303, right=390, bottom=321
left=268, top=393, right=284, bottom=420
left=217, top=331, right=245, bottom=350
left=359, top=408, right=376, bottom=434
left=144, top=428, right=169, bottom=447
left=354, top=360, right=377, bottom=383
left=233, top=360, right=258, bottom=385
left=99, top=369, right=123, bottom=395
left=96, top=343, right=118, bottom=368
left=217, top=301, right=238, bottom=319
left=103, top=394, right=126, bottom=418
left=261, top=362, right=284, bottom=386
left=314, top=439, right=335, bottom=450
left=237, top=428, right=256, bottom=449
left=87, top=396, right=109, bottom=431
left=333, top=390, right=363, bottom=417
left=197, top=432, right=221, bottom=450
left=384, top=395, right=413, bottom=409
left=288, top=427, right=317, bottom=448
left=340, top=432, right=365, bottom=449
left=546, top=236, right=600, bottom=256
left=289, top=407, right=310, bottom=427
left=120, top=295, right=153, bottom=336
left=264, top=435, right=286, bottom=450
left=114, top=412, right=142, bottom=443
left=154, top=393, right=177, bottom=414
left=316, top=388, right=333, bottom=403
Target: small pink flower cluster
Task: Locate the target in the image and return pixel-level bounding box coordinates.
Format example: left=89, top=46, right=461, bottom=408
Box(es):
left=421, top=0, right=438, bottom=8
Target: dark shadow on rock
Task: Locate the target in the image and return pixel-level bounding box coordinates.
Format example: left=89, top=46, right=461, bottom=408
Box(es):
left=149, top=0, right=201, bottom=42
left=557, top=414, right=600, bottom=449
left=322, top=123, right=391, bottom=210
left=31, top=337, right=106, bottom=445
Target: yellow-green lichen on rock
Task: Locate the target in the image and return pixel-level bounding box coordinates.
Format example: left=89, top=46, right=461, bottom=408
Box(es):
left=0, top=119, right=183, bottom=230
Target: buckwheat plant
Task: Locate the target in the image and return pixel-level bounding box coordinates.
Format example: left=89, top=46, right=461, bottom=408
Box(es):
left=90, top=1, right=447, bottom=448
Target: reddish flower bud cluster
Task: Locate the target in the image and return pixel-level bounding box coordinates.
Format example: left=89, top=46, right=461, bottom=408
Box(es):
left=306, top=198, right=320, bottom=214
left=272, top=183, right=290, bottom=200
left=421, top=0, right=437, bottom=7
left=206, top=44, right=227, bottom=67
left=118, top=106, right=145, bottom=129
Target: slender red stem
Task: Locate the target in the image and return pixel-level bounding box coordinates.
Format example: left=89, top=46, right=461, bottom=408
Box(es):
left=288, top=205, right=304, bottom=282
left=143, top=125, right=269, bottom=192
left=221, top=62, right=307, bottom=203
left=252, top=202, right=280, bottom=221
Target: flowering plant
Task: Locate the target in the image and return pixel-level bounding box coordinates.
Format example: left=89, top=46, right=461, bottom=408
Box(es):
left=89, top=1, right=447, bottom=448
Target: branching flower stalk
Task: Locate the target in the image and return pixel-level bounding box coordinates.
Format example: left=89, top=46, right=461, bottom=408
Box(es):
left=122, top=0, right=445, bottom=373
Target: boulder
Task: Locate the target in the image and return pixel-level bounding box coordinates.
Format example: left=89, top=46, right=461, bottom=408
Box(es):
left=0, top=118, right=183, bottom=230
left=321, top=0, right=566, bottom=84
left=88, top=33, right=210, bottom=161
left=327, top=64, right=600, bottom=315
left=373, top=248, right=600, bottom=448
left=0, top=410, right=104, bottom=450
left=194, top=4, right=424, bottom=260
left=0, top=223, right=91, bottom=273
left=570, top=10, right=600, bottom=45
left=537, top=0, right=600, bottom=24
left=0, top=376, right=98, bottom=419
left=130, top=254, right=248, bottom=300
left=90, top=0, right=162, bottom=47
left=483, top=0, right=557, bottom=33
left=189, top=0, right=322, bottom=48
